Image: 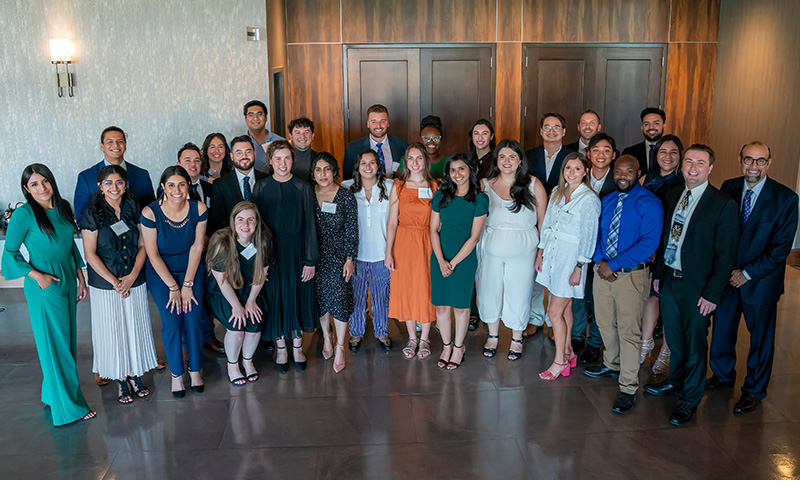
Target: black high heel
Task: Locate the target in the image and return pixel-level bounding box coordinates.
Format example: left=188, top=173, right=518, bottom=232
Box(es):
left=117, top=379, right=133, bottom=404
left=189, top=370, right=204, bottom=394
left=171, top=374, right=185, bottom=399
left=126, top=375, right=150, bottom=398
left=242, top=356, right=259, bottom=382
left=275, top=344, right=289, bottom=373
left=293, top=344, right=307, bottom=371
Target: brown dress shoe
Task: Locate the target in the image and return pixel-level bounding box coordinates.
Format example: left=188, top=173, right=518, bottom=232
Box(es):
left=204, top=338, right=225, bottom=354
left=94, top=372, right=111, bottom=386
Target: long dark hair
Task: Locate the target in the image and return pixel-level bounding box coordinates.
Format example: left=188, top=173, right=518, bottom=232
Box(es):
left=20, top=164, right=75, bottom=237
left=200, top=133, right=232, bottom=178
left=156, top=166, right=192, bottom=202
left=207, top=201, right=274, bottom=289
left=487, top=139, right=535, bottom=213
left=88, top=165, right=134, bottom=227
left=654, top=134, right=684, bottom=174
left=436, top=154, right=479, bottom=210
left=349, top=148, right=389, bottom=201
left=311, top=152, right=340, bottom=185
left=467, top=118, right=496, bottom=160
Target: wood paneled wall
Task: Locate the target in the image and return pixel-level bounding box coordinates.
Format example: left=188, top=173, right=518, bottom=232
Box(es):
left=280, top=0, right=720, bottom=163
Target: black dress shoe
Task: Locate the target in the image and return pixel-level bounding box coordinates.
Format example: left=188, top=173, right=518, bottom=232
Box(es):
left=349, top=337, right=362, bottom=352
left=583, top=364, right=620, bottom=378
left=580, top=346, right=601, bottom=364
left=733, top=393, right=760, bottom=414
left=571, top=339, right=585, bottom=355
left=705, top=375, right=734, bottom=390
left=644, top=381, right=681, bottom=396
left=378, top=337, right=393, bottom=350
left=260, top=340, right=275, bottom=352
left=669, top=401, right=697, bottom=425
left=612, top=392, right=635, bottom=414
left=468, top=315, right=479, bottom=332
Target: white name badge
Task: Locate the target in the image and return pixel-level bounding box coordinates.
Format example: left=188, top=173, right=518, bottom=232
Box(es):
left=110, top=220, right=131, bottom=236
left=240, top=243, right=257, bottom=260
left=418, top=187, right=433, bottom=199
left=391, top=161, right=400, bottom=172
left=321, top=202, right=337, bottom=214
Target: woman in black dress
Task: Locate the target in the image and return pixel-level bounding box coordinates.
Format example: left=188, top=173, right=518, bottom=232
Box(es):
left=312, top=153, right=359, bottom=373
left=206, top=201, right=273, bottom=385
left=253, top=140, right=319, bottom=372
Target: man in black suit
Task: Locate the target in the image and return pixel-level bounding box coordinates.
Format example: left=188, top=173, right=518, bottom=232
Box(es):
left=526, top=112, right=576, bottom=195
left=707, top=141, right=799, bottom=414
left=288, top=117, right=318, bottom=183
left=343, top=104, right=408, bottom=178
left=566, top=110, right=603, bottom=156
left=644, top=144, right=739, bottom=426
left=572, top=133, right=618, bottom=363
left=622, top=107, right=666, bottom=175
left=208, top=135, right=268, bottom=235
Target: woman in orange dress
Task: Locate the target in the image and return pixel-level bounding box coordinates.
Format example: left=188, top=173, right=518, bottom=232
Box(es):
left=386, top=143, right=438, bottom=360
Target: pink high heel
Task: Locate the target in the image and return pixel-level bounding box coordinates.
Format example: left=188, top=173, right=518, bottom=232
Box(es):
left=539, top=361, right=570, bottom=380
left=567, top=350, right=578, bottom=368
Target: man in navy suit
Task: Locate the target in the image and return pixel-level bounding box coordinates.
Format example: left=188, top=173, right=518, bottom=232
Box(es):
left=343, top=104, right=408, bottom=179
left=622, top=107, right=666, bottom=175
left=74, top=126, right=155, bottom=226
left=706, top=141, right=799, bottom=414
left=525, top=112, right=576, bottom=195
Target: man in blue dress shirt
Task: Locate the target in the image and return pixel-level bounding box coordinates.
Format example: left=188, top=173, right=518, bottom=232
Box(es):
left=584, top=155, right=663, bottom=414
left=243, top=100, right=284, bottom=173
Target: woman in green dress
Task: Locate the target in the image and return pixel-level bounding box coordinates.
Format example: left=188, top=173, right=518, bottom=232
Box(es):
left=430, top=155, right=489, bottom=370
left=1, top=164, right=96, bottom=426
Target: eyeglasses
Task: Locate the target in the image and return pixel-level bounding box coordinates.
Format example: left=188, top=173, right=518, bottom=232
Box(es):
left=102, top=180, right=126, bottom=187
left=422, top=135, right=441, bottom=143
left=543, top=125, right=563, bottom=131
left=233, top=149, right=254, bottom=156
left=743, top=156, right=769, bottom=166
left=246, top=111, right=265, bottom=118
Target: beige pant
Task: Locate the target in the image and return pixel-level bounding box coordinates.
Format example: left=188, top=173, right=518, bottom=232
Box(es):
left=592, top=267, right=649, bottom=394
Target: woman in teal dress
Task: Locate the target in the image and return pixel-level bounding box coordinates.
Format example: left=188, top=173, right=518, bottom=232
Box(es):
left=1, top=164, right=96, bottom=426
left=430, top=155, right=488, bottom=370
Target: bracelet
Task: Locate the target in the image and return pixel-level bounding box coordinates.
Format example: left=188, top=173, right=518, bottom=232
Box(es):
left=169, top=284, right=180, bottom=292
left=183, top=280, right=194, bottom=288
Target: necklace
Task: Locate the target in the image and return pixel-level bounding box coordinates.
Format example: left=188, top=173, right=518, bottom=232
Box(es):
left=164, top=216, right=189, bottom=229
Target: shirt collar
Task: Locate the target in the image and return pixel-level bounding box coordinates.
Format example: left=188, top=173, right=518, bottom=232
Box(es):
left=103, top=159, right=127, bottom=170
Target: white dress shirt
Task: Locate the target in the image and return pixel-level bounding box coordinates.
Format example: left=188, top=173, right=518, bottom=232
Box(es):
left=341, top=178, right=394, bottom=262
left=667, top=181, right=709, bottom=271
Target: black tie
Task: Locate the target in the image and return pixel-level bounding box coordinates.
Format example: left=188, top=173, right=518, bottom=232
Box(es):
left=189, top=182, right=200, bottom=201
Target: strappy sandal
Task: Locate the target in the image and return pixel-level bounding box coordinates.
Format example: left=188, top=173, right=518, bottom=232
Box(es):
left=402, top=338, right=419, bottom=359
left=227, top=360, right=246, bottom=386
left=242, top=356, right=259, bottom=382
left=640, top=337, right=655, bottom=364
left=447, top=344, right=465, bottom=370
left=333, top=344, right=346, bottom=373
left=417, top=339, right=431, bottom=359
left=438, top=342, right=453, bottom=368
left=117, top=379, right=133, bottom=404
left=126, top=375, right=150, bottom=398
left=538, top=361, right=570, bottom=380
left=507, top=337, right=524, bottom=361
left=653, top=345, right=671, bottom=375
left=483, top=334, right=499, bottom=358
left=275, top=344, right=289, bottom=373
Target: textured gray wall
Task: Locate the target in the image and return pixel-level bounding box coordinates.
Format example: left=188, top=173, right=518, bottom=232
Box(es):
left=0, top=0, right=271, bottom=210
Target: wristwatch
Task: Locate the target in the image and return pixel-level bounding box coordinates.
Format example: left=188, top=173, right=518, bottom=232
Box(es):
left=575, top=262, right=584, bottom=269
left=183, top=280, right=194, bottom=288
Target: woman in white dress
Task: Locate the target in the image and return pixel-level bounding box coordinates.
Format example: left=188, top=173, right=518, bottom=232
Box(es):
left=535, top=152, right=600, bottom=380
left=477, top=140, right=547, bottom=361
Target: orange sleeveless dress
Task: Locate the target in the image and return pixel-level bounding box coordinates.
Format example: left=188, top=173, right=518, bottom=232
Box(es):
left=388, top=180, right=437, bottom=323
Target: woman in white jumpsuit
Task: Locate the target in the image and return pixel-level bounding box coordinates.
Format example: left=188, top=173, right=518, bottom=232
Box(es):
left=535, top=152, right=600, bottom=380
left=476, top=140, right=548, bottom=361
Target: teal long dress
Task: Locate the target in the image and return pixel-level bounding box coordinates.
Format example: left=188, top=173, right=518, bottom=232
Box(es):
left=1, top=204, right=92, bottom=426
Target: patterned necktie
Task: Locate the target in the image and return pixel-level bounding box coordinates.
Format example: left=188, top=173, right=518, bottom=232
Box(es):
left=648, top=144, right=656, bottom=173
left=664, top=191, right=692, bottom=267
left=605, top=192, right=628, bottom=259
left=189, top=182, right=200, bottom=201
left=741, top=189, right=754, bottom=231
left=375, top=142, right=386, bottom=172
left=242, top=175, right=251, bottom=201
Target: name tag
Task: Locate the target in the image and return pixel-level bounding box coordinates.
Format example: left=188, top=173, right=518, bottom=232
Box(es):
left=391, top=161, right=400, bottom=172
left=321, top=202, right=337, bottom=214
left=110, top=220, right=130, bottom=236
left=418, top=187, right=433, bottom=199
left=240, top=243, right=257, bottom=260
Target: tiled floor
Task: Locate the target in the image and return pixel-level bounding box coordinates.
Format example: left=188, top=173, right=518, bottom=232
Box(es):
left=0, top=268, right=799, bottom=479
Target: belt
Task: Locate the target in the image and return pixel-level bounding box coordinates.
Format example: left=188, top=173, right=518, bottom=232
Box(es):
left=618, top=263, right=648, bottom=273
left=667, top=267, right=683, bottom=279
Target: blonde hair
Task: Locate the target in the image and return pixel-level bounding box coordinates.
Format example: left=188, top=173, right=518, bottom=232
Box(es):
left=551, top=152, right=592, bottom=205
left=206, top=201, right=273, bottom=288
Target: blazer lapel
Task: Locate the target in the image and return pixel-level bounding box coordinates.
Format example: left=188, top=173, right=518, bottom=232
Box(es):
left=683, top=185, right=714, bottom=241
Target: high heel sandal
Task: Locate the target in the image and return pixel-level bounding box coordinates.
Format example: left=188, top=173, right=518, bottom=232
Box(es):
left=189, top=370, right=204, bottom=394
left=293, top=344, right=307, bottom=371
left=483, top=334, right=499, bottom=358
left=333, top=344, right=346, bottom=373
left=566, top=350, right=578, bottom=368
left=438, top=342, right=453, bottom=368
left=171, top=374, right=186, bottom=398
left=322, top=334, right=334, bottom=360
left=652, top=345, right=671, bottom=375
left=640, top=337, right=655, bottom=364
left=275, top=344, right=289, bottom=373
left=447, top=344, right=465, bottom=370
left=402, top=338, right=419, bottom=359
left=538, top=361, right=570, bottom=380
left=242, top=356, right=259, bottom=382
left=227, top=360, right=246, bottom=387
left=126, top=375, right=150, bottom=398
left=417, top=339, right=431, bottom=359
left=117, top=379, right=133, bottom=404
left=507, top=337, right=524, bottom=362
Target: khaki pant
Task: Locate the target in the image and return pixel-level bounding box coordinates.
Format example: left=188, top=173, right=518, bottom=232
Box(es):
left=593, top=267, right=650, bottom=394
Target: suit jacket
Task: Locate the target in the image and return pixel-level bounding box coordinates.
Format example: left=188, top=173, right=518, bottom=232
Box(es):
left=343, top=134, right=408, bottom=179
left=74, top=161, right=155, bottom=226
left=621, top=141, right=651, bottom=176
left=188, top=179, right=213, bottom=206
left=654, top=183, right=740, bottom=305
left=525, top=144, right=576, bottom=195
left=721, top=176, right=799, bottom=305
left=208, top=169, right=268, bottom=235
left=596, top=172, right=618, bottom=199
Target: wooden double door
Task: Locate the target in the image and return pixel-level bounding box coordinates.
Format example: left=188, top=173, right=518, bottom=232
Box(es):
left=345, top=46, right=494, bottom=157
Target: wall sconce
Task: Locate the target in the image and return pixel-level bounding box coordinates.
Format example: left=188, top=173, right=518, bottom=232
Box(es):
left=49, top=39, right=75, bottom=97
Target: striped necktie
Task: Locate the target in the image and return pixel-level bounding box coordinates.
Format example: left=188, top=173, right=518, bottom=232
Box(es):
left=605, top=192, right=628, bottom=259
left=375, top=142, right=386, bottom=172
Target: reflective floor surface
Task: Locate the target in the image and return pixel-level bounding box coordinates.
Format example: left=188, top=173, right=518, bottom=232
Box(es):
left=1, top=268, right=799, bottom=479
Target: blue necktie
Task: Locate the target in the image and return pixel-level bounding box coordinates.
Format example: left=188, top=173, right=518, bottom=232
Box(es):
left=243, top=175, right=251, bottom=201
left=648, top=144, right=656, bottom=173
left=375, top=142, right=386, bottom=172
left=605, top=192, right=628, bottom=259
left=741, top=189, right=753, bottom=231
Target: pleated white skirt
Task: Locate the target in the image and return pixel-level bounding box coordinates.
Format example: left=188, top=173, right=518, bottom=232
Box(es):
left=90, top=283, right=158, bottom=379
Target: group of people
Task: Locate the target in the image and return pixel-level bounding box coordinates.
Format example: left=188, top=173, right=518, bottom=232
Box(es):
left=3, top=100, right=796, bottom=430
